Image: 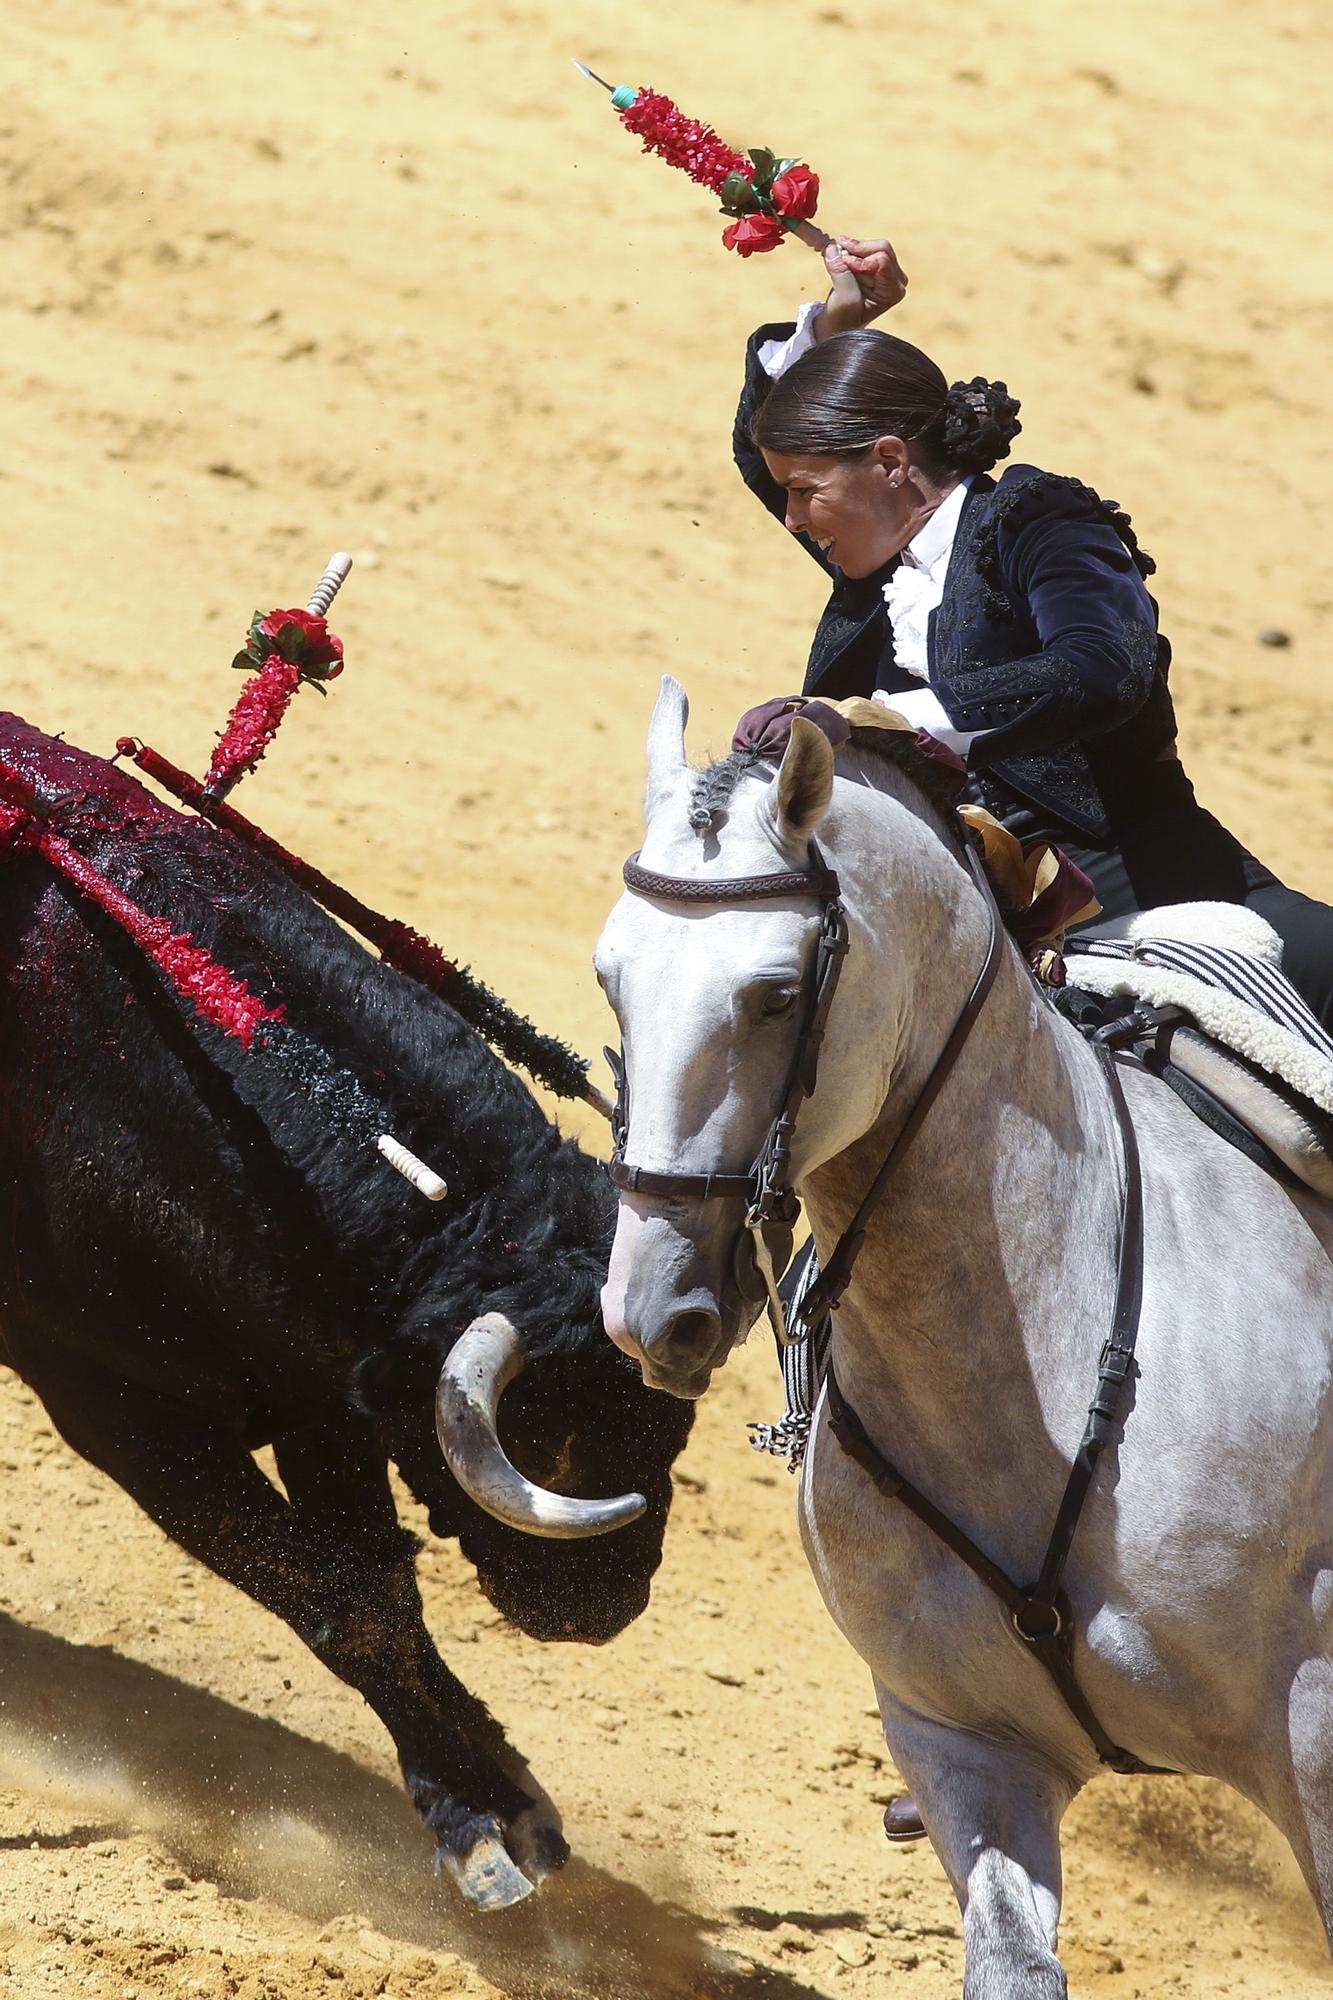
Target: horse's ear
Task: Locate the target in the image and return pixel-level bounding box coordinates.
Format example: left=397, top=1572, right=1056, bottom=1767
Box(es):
left=764, top=716, right=834, bottom=841
left=645, top=675, right=689, bottom=821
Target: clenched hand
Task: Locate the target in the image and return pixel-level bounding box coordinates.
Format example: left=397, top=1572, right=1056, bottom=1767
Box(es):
left=814, top=235, right=909, bottom=340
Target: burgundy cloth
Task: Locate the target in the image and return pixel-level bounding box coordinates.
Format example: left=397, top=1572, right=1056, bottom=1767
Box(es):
left=730, top=695, right=1092, bottom=963
left=733, top=696, right=851, bottom=757
left=1009, top=848, right=1099, bottom=953
left=732, top=695, right=967, bottom=796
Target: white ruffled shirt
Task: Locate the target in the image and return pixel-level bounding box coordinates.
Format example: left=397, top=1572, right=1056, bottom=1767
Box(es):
left=758, top=304, right=981, bottom=757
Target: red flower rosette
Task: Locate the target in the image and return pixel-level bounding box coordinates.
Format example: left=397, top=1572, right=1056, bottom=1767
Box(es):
left=771, top=164, right=820, bottom=219
left=231, top=606, right=344, bottom=683
left=711, top=143, right=822, bottom=255
left=206, top=606, right=345, bottom=799
left=608, top=82, right=820, bottom=255
left=722, top=212, right=788, bottom=257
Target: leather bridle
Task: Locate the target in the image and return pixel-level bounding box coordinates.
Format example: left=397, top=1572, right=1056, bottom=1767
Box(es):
left=608, top=841, right=850, bottom=1339
left=608, top=834, right=1004, bottom=1342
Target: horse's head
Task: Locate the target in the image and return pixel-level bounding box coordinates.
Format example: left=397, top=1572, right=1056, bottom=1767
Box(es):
left=594, top=677, right=977, bottom=1399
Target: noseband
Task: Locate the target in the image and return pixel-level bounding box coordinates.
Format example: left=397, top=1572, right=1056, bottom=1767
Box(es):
left=608, top=835, right=1004, bottom=1342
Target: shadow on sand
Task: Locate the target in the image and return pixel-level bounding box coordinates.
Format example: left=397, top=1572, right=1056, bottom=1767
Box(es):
left=0, top=1613, right=827, bottom=1999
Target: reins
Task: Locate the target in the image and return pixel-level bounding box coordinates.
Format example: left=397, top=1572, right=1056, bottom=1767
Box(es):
left=611, top=820, right=1169, bottom=1778
left=798, top=844, right=1005, bottom=1329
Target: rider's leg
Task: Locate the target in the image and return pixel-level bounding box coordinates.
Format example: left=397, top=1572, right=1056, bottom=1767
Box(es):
left=877, top=1687, right=1080, bottom=2000
left=1061, top=801, right=1250, bottom=929
left=1063, top=829, right=1333, bottom=1032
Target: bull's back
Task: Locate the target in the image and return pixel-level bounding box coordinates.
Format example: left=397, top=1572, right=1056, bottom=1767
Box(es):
left=0, top=720, right=326, bottom=1409
left=0, top=713, right=607, bottom=1422
left=0, top=717, right=396, bottom=1413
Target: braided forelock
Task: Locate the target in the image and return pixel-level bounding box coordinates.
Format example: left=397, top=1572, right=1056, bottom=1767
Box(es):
left=687, top=747, right=768, bottom=832
left=686, top=730, right=965, bottom=847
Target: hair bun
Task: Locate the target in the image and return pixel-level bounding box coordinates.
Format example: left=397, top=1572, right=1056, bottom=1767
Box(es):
left=941, top=377, right=1023, bottom=473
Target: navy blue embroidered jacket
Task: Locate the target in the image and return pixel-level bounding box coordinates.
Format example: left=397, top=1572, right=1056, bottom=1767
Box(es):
left=735, top=322, right=1180, bottom=840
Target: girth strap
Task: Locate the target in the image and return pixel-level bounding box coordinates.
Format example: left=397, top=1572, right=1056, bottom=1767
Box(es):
left=822, top=1044, right=1170, bottom=1778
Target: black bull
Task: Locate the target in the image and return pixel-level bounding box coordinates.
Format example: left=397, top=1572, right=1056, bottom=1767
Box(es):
left=0, top=715, right=693, bottom=1909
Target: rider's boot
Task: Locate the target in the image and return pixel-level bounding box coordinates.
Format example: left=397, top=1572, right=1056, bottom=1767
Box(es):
left=882, top=1793, right=927, bottom=1843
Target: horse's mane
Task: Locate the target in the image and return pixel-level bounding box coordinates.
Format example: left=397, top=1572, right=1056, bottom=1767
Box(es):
left=688, top=728, right=966, bottom=847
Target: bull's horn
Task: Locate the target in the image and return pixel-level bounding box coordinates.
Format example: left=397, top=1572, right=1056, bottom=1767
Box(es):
left=435, top=1312, right=647, bottom=1540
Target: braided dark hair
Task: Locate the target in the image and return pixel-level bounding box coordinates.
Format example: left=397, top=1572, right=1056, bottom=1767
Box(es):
left=752, top=329, right=1022, bottom=476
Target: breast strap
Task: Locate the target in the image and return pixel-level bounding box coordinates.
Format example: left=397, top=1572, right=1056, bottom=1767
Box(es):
left=822, top=1045, right=1171, bottom=1778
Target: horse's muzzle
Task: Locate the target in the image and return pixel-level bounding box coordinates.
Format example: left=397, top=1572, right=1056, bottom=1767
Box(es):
left=602, top=1199, right=750, bottom=1396
left=638, top=1304, right=724, bottom=1399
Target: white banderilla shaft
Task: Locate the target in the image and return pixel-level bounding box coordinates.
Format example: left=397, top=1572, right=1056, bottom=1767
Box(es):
left=377, top=1132, right=448, bottom=1202
left=305, top=551, right=353, bottom=618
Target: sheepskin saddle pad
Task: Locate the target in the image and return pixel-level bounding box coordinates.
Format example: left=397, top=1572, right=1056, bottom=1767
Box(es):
left=1063, top=902, right=1333, bottom=1198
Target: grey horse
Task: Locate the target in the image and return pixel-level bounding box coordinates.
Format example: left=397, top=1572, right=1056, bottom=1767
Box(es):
left=595, top=676, right=1333, bottom=1999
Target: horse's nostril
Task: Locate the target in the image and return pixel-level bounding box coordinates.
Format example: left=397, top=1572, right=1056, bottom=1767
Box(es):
left=656, top=1309, right=719, bottom=1365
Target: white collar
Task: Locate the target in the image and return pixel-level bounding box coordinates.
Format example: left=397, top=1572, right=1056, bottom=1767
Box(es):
left=901, top=477, right=971, bottom=576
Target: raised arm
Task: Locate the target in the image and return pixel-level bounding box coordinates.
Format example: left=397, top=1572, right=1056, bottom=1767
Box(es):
left=732, top=235, right=909, bottom=560
left=733, top=319, right=815, bottom=536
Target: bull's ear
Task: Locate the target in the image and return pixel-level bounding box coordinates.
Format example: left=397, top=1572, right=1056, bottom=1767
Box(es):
left=764, top=715, right=834, bottom=842
left=645, top=675, right=689, bottom=822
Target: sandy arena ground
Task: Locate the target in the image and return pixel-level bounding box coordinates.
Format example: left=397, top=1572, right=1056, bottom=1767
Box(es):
left=2, top=0, right=1332, bottom=1993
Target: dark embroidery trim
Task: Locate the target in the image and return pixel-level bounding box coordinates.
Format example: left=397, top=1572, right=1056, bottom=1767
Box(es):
left=951, top=647, right=1084, bottom=710
left=1111, top=614, right=1161, bottom=707
left=975, top=473, right=1157, bottom=626
left=979, top=749, right=1104, bottom=832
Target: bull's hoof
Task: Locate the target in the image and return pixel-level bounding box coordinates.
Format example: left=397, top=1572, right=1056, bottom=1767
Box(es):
left=488, top=1749, right=567, bottom=1887
left=439, top=1829, right=536, bottom=1911
left=510, top=1811, right=570, bottom=1886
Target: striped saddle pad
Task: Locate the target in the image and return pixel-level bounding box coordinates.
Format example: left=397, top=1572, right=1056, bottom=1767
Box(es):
left=1063, top=902, right=1333, bottom=1193
left=1062, top=903, right=1333, bottom=1110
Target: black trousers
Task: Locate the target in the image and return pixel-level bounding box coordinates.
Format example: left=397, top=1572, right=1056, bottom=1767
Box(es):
left=1060, top=796, right=1333, bottom=1032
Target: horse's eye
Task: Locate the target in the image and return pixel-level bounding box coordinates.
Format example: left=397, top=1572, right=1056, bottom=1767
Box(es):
left=759, top=987, right=799, bottom=1020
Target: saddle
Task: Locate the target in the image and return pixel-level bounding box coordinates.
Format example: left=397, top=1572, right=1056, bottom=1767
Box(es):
left=752, top=894, right=1333, bottom=1475
left=1059, top=902, right=1333, bottom=1198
